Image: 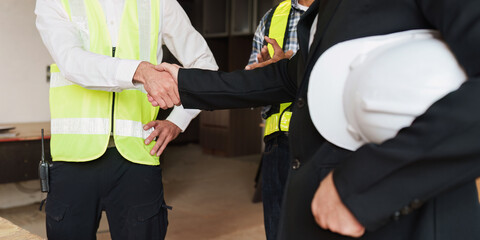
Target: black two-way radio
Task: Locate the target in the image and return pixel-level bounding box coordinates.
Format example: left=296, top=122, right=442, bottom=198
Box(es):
left=39, top=129, right=50, bottom=192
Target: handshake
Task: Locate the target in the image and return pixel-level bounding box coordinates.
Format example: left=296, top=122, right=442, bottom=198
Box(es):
left=132, top=36, right=293, bottom=109
left=133, top=62, right=182, bottom=109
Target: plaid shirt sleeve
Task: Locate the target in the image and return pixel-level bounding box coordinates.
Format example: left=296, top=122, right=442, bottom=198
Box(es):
left=248, top=9, right=273, bottom=65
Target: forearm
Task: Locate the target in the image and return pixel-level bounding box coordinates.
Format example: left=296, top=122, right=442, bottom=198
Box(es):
left=333, top=77, right=480, bottom=230
left=178, top=58, right=297, bottom=110
left=57, top=47, right=140, bottom=91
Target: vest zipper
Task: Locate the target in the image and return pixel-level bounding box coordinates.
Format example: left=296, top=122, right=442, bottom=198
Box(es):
left=111, top=47, right=116, bottom=136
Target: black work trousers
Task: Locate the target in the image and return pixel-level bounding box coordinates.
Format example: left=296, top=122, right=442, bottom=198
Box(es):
left=261, top=133, right=290, bottom=240
left=45, top=147, right=169, bottom=240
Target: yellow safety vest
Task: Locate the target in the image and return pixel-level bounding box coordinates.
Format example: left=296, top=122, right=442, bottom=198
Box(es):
left=264, top=0, right=293, bottom=137
left=49, top=0, right=161, bottom=165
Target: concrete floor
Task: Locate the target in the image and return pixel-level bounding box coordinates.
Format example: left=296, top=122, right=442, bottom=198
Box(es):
left=0, top=144, right=265, bottom=240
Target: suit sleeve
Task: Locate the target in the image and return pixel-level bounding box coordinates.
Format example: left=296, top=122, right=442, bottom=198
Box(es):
left=178, top=56, right=298, bottom=110
left=332, top=0, right=480, bottom=231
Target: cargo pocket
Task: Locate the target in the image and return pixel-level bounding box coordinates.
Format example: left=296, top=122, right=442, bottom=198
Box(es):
left=45, top=197, right=69, bottom=222
left=128, top=198, right=170, bottom=240
left=45, top=196, right=70, bottom=237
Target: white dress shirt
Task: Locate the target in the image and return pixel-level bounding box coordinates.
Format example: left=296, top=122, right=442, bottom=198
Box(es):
left=35, top=0, right=218, bottom=131
left=309, top=14, right=318, bottom=51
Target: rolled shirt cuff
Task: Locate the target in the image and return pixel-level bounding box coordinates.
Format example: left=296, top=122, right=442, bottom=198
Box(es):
left=166, top=105, right=201, bottom=132
left=115, top=59, right=142, bottom=91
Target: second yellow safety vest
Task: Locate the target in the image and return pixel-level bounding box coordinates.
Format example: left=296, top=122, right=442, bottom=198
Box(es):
left=49, top=0, right=161, bottom=165
left=264, top=0, right=293, bottom=137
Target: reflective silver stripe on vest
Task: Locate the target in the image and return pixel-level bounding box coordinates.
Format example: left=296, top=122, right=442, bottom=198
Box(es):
left=69, top=0, right=90, bottom=51
left=51, top=118, right=110, bottom=135
left=138, top=0, right=151, bottom=61
left=115, top=119, right=154, bottom=139
left=50, top=72, right=74, bottom=88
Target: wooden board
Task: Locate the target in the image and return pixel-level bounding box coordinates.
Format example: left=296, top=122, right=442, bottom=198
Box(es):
left=477, top=177, right=480, bottom=203
left=0, top=217, right=44, bottom=240
left=0, top=122, right=50, bottom=142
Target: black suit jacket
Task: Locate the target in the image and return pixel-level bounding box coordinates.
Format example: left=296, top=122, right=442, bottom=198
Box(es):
left=178, top=0, right=480, bottom=239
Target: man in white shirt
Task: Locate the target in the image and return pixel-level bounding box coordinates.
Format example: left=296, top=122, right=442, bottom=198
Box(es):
left=35, top=0, right=217, bottom=239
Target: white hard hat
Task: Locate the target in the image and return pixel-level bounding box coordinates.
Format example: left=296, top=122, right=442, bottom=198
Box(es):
left=308, top=30, right=467, bottom=151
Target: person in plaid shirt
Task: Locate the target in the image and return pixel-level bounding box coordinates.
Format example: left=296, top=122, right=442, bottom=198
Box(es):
left=247, top=1, right=312, bottom=239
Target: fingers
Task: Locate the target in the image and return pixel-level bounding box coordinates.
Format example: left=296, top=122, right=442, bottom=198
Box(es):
left=173, top=87, right=180, bottom=106
left=157, top=80, right=175, bottom=108
left=145, top=70, right=180, bottom=109
left=265, top=36, right=283, bottom=57
left=256, top=52, right=264, bottom=63
left=245, top=63, right=255, bottom=70
left=154, top=63, right=166, bottom=71
left=158, top=63, right=181, bottom=105
left=165, top=74, right=180, bottom=105
left=256, top=47, right=267, bottom=63
left=147, top=94, right=160, bottom=107
left=145, top=123, right=167, bottom=156
left=245, top=59, right=275, bottom=70
left=285, top=50, right=294, bottom=59
left=260, top=45, right=271, bottom=62
left=140, top=63, right=179, bottom=109
left=250, top=46, right=269, bottom=69
left=151, top=134, right=167, bottom=156
left=159, top=62, right=180, bottom=81
left=153, top=96, right=167, bottom=109
left=311, top=172, right=366, bottom=238
left=342, top=223, right=365, bottom=238
left=143, top=121, right=157, bottom=131
left=150, top=135, right=171, bottom=157
left=144, top=125, right=159, bottom=146
left=144, top=120, right=181, bottom=156
left=155, top=135, right=170, bottom=157
left=162, top=74, right=180, bottom=107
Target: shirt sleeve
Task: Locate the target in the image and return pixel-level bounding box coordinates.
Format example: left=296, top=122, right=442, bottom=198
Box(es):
left=332, top=0, right=480, bottom=231
left=161, top=0, right=219, bottom=131
left=35, top=0, right=140, bottom=92
left=178, top=57, right=298, bottom=110
left=248, top=9, right=272, bottom=66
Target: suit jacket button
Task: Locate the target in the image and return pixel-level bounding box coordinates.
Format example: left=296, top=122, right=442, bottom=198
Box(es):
left=410, top=199, right=423, bottom=209
left=292, top=159, right=301, bottom=170
left=401, top=206, right=411, bottom=215
left=296, top=98, right=305, bottom=108
left=392, top=211, right=401, bottom=220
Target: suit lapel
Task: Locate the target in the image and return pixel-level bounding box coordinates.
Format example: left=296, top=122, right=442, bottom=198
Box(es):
left=306, top=0, right=343, bottom=64
left=297, top=0, right=321, bottom=63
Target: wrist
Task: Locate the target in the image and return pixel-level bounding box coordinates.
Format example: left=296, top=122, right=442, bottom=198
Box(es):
left=133, top=61, right=153, bottom=84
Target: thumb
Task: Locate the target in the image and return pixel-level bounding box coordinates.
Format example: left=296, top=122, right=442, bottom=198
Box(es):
left=154, top=63, right=166, bottom=71
left=160, top=63, right=178, bottom=77
left=160, top=63, right=179, bottom=81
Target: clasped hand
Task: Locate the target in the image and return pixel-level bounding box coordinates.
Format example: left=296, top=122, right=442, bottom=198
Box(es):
left=312, top=171, right=365, bottom=238
left=133, top=61, right=181, bottom=109
left=133, top=62, right=182, bottom=156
